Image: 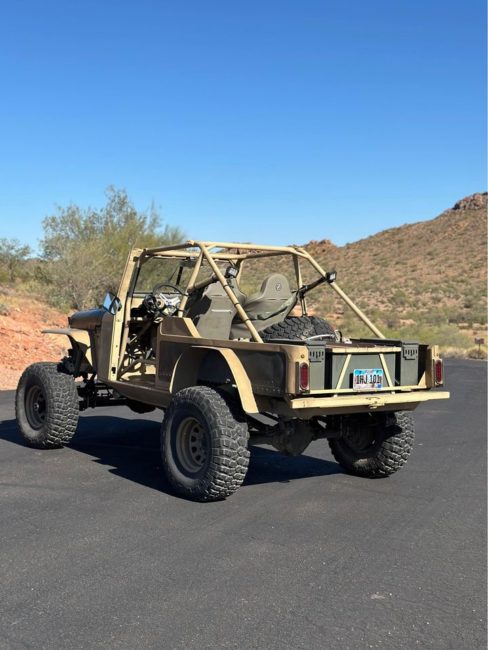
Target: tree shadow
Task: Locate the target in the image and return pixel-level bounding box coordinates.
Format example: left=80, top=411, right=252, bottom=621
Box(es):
left=0, top=413, right=341, bottom=495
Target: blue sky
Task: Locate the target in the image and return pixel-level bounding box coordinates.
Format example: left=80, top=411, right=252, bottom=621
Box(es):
left=0, top=0, right=485, bottom=250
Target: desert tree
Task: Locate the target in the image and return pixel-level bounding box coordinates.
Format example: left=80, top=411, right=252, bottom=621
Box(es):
left=0, top=238, right=32, bottom=283
left=41, top=187, right=184, bottom=309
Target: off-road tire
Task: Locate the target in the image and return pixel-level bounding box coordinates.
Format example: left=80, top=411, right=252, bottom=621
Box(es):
left=260, top=316, right=335, bottom=342
left=161, top=386, right=250, bottom=501
left=329, top=411, right=415, bottom=478
left=15, top=362, right=79, bottom=449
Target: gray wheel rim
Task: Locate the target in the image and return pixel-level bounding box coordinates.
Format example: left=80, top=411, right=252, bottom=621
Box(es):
left=343, top=429, right=376, bottom=453
left=175, top=417, right=208, bottom=474
left=342, top=417, right=381, bottom=454
left=25, top=384, right=47, bottom=429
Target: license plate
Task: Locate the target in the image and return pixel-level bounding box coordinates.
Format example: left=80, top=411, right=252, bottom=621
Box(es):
left=353, top=368, right=384, bottom=390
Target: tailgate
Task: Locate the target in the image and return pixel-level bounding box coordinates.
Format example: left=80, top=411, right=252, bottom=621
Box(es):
left=307, top=340, right=429, bottom=393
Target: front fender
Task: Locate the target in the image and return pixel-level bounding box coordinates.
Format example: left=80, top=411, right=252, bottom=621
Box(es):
left=42, top=328, right=94, bottom=370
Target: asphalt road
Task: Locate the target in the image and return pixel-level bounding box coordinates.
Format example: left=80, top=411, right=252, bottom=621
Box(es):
left=0, top=359, right=486, bottom=650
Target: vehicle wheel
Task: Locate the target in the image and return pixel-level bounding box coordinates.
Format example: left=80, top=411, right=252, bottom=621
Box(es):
left=161, top=386, right=250, bottom=501
left=15, top=362, right=79, bottom=448
left=329, top=411, right=415, bottom=478
left=260, top=316, right=335, bottom=342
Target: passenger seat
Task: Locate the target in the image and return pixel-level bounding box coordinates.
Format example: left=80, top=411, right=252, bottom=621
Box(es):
left=230, top=273, right=295, bottom=339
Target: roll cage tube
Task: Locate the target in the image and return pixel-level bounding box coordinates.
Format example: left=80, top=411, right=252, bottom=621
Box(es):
left=117, top=241, right=385, bottom=352
left=296, top=270, right=338, bottom=298
left=187, top=265, right=239, bottom=295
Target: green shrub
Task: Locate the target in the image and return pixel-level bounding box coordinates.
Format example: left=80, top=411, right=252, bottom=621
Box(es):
left=40, top=187, right=185, bottom=310
left=0, top=239, right=32, bottom=283
left=385, top=323, right=472, bottom=348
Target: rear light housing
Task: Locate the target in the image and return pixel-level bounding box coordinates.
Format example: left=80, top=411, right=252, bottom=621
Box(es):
left=434, top=359, right=444, bottom=386
left=299, top=362, right=310, bottom=392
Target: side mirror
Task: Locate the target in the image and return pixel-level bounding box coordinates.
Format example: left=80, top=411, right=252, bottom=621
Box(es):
left=102, top=292, right=122, bottom=315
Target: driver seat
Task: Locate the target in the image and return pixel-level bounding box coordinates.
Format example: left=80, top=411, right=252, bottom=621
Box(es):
left=187, top=282, right=237, bottom=339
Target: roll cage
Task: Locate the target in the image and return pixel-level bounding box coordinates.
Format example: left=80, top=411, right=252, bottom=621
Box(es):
left=122, top=240, right=385, bottom=344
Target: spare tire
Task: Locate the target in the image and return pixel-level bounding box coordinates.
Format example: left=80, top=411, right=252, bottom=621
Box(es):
left=260, top=316, right=335, bottom=342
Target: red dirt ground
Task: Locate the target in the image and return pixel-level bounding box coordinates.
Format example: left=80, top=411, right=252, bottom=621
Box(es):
left=0, top=293, right=69, bottom=389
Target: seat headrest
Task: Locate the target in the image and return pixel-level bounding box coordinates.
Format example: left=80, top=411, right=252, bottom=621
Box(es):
left=203, top=281, right=226, bottom=296
left=259, top=273, right=291, bottom=299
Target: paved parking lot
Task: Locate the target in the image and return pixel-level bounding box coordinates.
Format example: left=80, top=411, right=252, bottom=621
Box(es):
left=0, top=359, right=486, bottom=649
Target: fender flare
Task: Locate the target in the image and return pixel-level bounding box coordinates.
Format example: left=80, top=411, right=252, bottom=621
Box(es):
left=170, top=346, right=259, bottom=414
left=42, top=328, right=94, bottom=369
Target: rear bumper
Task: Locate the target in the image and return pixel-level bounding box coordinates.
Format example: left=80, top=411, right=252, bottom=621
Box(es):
left=283, top=390, right=450, bottom=416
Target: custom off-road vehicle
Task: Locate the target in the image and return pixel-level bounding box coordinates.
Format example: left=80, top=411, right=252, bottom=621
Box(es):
left=16, top=241, right=449, bottom=501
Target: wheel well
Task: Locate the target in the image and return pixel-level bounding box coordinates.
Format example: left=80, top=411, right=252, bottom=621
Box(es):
left=197, top=350, right=234, bottom=385
left=170, top=348, right=259, bottom=414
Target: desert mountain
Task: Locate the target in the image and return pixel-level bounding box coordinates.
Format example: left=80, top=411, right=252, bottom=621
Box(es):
left=303, top=192, right=487, bottom=341
left=244, top=193, right=487, bottom=346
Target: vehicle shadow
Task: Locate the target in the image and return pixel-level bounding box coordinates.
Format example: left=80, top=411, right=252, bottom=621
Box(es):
left=0, top=414, right=341, bottom=494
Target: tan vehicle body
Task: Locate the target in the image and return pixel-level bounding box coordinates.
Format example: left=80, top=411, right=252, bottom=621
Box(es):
left=13, top=239, right=449, bottom=500
left=44, top=240, right=449, bottom=417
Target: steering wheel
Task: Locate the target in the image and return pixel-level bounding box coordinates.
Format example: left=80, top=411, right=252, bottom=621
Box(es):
left=152, top=282, right=184, bottom=296
left=144, top=283, right=184, bottom=316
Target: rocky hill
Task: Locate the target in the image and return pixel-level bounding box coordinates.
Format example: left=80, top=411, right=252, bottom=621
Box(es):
left=306, top=192, right=486, bottom=326
left=245, top=193, right=487, bottom=353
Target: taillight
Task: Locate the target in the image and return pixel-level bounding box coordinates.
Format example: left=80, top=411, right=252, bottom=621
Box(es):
left=299, top=362, right=309, bottom=391
left=434, top=359, right=444, bottom=386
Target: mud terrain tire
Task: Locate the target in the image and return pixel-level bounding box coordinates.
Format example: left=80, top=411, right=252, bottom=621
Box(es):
left=329, top=411, right=415, bottom=478
left=15, top=362, right=79, bottom=448
left=260, top=316, right=335, bottom=342
left=161, top=386, right=250, bottom=501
